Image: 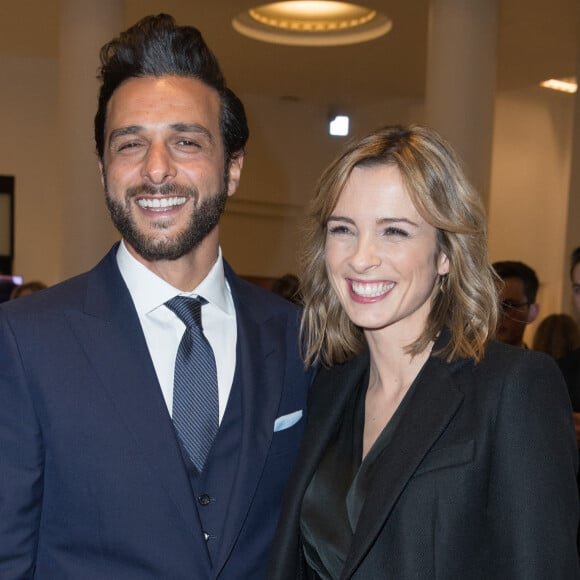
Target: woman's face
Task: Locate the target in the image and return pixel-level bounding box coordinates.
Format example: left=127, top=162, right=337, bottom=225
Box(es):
left=325, top=163, right=449, bottom=341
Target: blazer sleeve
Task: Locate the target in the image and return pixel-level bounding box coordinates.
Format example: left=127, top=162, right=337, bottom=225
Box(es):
left=0, top=309, right=43, bottom=579
left=485, top=351, right=579, bottom=579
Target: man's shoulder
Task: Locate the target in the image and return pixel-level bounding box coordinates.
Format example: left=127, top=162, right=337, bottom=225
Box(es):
left=0, top=248, right=119, bottom=319
left=1, top=271, right=89, bottom=315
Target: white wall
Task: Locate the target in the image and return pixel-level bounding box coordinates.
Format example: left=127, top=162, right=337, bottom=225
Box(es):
left=0, top=55, right=63, bottom=285
left=221, top=93, right=423, bottom=277
left=488, top=86, right=576, bottom=342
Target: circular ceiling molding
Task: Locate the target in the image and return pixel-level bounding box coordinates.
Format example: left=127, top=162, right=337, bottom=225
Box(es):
left=232, top=1, right=393, bottom=47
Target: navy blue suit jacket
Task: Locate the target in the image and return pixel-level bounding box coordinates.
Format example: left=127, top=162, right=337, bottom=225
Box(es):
left=0, top=245, right=310, bottom=579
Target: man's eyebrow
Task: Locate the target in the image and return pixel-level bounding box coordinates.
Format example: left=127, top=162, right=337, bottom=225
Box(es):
left=108, top=125, right=142, bottom=143
left=170, top=123, right=214, bottom=143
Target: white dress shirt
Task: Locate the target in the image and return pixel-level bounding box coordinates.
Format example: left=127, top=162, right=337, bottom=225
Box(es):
left=116, top=241, right=237, bottom=423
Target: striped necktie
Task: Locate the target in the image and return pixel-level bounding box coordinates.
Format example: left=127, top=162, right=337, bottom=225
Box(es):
left=165, top=296, right=218, bottom=472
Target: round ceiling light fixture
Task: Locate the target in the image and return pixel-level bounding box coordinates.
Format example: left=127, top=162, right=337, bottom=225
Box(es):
left=232, top=1, right=393, bottom=47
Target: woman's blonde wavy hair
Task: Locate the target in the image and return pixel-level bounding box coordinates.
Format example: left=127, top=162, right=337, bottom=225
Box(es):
left=300, top=124, right=498, bottom=368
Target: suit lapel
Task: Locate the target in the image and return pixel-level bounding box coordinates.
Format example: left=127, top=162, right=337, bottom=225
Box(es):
left=214, top=270, right=291, bottom=572
left=65, top=248, right=209, bottom=570
left=341, top=354, right=465, bottom=578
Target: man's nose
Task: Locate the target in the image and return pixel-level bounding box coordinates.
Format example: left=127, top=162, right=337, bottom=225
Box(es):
left=141, top=142, right=176, bottom=185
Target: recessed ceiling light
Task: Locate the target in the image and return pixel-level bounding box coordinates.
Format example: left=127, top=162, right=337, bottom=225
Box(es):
left=540, top=77, right=577, bottom=94
left=329, top=114, right=350, bottom=136
left=232, top=1, right=393, bottom=47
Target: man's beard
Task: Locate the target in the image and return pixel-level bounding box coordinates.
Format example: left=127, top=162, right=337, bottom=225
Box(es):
left=104, top=180, right=228, bottom=262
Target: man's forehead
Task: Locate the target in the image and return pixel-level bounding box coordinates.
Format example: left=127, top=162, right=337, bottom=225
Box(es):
left=500, top=277, right=526, bottom=297
left=106, top=76, right=220, bottom=118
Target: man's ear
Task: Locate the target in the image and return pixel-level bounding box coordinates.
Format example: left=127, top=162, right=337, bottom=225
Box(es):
left=98, top=161, right=105, bottom=189
left=226, top=154, right=244, bottom=197
left=527, top=302, right=540, bottom=324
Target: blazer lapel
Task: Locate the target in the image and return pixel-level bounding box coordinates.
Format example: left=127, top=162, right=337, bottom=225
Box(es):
left=301, top=354, right=371, bottom=481
left=341, top=354, right=465, bottom=579
left=65, top=249, right=209, bottom=566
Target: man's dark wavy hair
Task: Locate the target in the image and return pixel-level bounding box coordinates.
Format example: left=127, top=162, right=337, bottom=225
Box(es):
left=94, top=13, right=248, bottom=166
left=492, top=260, right=539, bottom=304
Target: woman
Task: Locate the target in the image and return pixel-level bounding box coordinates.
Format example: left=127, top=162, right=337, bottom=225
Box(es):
left=533, top=313, right=580, bottom=360
left=268, top=125, right=579, bottom=579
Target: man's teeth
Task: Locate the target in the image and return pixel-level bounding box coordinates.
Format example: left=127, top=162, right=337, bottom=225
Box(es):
left=137, top=197, right=187, bottom=209
left=351, top=281, right=394, bottom=297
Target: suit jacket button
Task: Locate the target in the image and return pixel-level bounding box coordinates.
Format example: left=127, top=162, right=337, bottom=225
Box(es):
left=198, top=493, right=211, bottom=506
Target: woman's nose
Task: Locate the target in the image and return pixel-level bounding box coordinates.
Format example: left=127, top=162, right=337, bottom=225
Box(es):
left=350, top=235, right=381, bottom=272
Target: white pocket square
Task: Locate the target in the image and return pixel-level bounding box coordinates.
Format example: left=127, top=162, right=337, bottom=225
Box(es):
left=273, top=410, right=303, bottom=432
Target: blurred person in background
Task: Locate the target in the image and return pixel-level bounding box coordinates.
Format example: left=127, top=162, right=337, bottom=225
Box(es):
left=533, top=313, right=580, bottom=360
left=570, top=247, right=580, bottom=321
left=271, top=273, right=303, bottom=305
left=9, top=280, right=47, bottom=299
left=492, top=260, right=540, bottom=348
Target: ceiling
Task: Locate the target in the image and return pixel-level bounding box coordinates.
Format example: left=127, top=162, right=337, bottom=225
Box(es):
left=0, top=0, right=578, bottom=108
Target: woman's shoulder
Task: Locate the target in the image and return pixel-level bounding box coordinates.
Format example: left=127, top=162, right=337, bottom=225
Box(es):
left=439, top=339, right=565, bottom=402
left=481, top=339, right=560, bottom=372
left=457, top=340, right=568, bottom=408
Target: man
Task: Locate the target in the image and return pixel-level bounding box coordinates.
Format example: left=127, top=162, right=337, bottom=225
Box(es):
left=559, top=247, right=580, bottom=553
left=571, top=246, right=580, bottom=321
left=492, top=260, right=540, bottom=348
left=0, top=14, right=310, bottom=579
left=560, top=247, right=580, bottom=422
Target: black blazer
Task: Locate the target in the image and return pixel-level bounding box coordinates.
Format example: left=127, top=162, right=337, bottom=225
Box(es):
left=268, top=336, right=580, bottom=579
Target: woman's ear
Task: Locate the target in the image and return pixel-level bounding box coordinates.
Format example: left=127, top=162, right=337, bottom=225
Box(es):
left=437, top=251, right=450, bottom=276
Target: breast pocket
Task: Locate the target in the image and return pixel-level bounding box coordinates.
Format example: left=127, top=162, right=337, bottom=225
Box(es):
left=413, top=439, right=475, bottom=477
left=269, top=412, right=305, bottom=457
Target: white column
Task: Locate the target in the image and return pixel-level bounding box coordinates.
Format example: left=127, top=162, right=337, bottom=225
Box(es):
left=425, top=0, right=498, bottom=208
left=58, top=0, right=122, bottom=278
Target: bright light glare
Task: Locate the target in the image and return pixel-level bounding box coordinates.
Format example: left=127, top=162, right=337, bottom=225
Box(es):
left=262, top=2, right=366, bottom=18
left=540, top=78, right=577, bottom=94
left=276, top=0, right=350, bottom=18
left=329, top=115, right=349, bottom=136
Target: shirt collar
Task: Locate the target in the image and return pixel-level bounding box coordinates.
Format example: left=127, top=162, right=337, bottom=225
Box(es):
left=116, top=240, right=232, bottom=316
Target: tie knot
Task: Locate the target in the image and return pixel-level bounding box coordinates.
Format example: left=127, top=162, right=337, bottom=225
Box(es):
left=165, top=296, right=207, bottom=329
